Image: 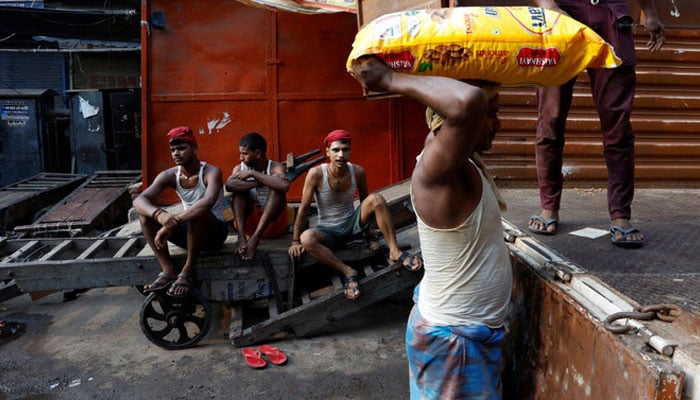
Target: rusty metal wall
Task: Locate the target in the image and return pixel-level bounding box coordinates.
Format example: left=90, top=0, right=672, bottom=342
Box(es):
left=142, top=0, right=402, bottom=202
left=504, top=256, right=684, bottom=400
left=142, top=1, right=700, bottom=204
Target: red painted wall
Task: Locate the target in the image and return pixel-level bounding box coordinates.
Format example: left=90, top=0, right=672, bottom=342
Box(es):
left=141, top=0, right=427, bottom=203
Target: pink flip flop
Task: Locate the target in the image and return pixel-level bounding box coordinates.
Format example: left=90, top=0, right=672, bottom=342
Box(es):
left=258, top=344, right=288, bottom=366
left=241, top=347, right=267, bottom=369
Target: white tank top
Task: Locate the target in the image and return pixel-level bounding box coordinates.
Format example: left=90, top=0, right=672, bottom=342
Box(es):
left=315, top=163, right=356, bottom=227
left=411, top=160, right=512, bottom=327
left=175, top=161, right=227, bottom=221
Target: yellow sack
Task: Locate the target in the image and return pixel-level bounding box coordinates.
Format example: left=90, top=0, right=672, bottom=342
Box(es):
left=346, top=6, right=622, bottom=87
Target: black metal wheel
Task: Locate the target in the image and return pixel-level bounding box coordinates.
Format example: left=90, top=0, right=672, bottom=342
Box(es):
left=139, top=288, right=212, bottom=350
left=133, top=284, right=148, bottom=296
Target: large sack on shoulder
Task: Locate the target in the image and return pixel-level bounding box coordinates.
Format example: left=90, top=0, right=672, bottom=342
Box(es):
left=346, top=6, right=622, bottom=87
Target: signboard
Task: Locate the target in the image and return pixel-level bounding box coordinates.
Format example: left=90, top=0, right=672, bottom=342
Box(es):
left=0, top=101, right=30, bottom=127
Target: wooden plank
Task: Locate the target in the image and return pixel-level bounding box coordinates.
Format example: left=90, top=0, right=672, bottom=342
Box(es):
left=113, top=237, right=142, bottom=258
left=225, top=305, right=244, bottom=340
left=13, top=170, right=140, bottom=236
left=2, top=256, right=163, bottom=292
left=268, top=300, right=279, bottom=318
left=0, top=173, right=87, bottom=234
left=330, top=275, right=342, bottom=290
left=309, top=285, right=334, bottom=299
left=76, top=239, right=107, bottom=260
left=38, top=240, right=73, bottom=261
left=2, top=240, right=41, bottom=263
left=301, top=290, right=311, bottom=305
left=233, top=263, right=422, bottom=347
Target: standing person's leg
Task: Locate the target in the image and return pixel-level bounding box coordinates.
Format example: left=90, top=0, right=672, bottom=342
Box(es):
left=529, top=79, right=576, bottom=234
left=589, top=66, right=645, bottom=245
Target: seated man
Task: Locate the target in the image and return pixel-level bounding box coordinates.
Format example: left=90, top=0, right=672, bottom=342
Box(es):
left=226, top=132, right=290, bottom=260
left=134, top=126, right=230, bottom=297
left=288, top=129, right=422, bottom=300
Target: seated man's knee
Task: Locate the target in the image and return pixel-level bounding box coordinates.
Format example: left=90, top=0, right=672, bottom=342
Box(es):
left=139, top=213, right=157, bottom=229
left=365, top=193, right=388, bottom=210
left=300, top=229, right=321, bottom=247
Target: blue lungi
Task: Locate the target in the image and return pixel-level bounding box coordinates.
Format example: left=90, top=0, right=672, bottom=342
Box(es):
left=406, top=289, right=506, bottom=400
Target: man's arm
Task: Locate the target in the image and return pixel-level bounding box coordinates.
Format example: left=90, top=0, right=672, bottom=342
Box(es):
left=226, top=162, right=290, bottom=193
left=354, top=164, right=369, bottom=202
left=177, top=164, right=224, bottom=223
left=133, top=168, right=175, bottom=219
left=635, top=0, right=665, bottom=51
left=225, top=164, right=255, bottom=192
left=288, top=166, right=321, bottom=258
left=263, top=161, right=291, bottom=192
left=349, top=56, right=486, bottom=184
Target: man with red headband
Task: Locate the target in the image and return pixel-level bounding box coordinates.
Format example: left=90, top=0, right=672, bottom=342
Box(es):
left=288, top=129, right=422, bottom=300
left=133, top=126, right=229, bottom=297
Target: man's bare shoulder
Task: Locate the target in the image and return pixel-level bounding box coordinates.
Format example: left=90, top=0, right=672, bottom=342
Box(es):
left=203, top=161, right=222, bottom=173
left=305, top=164, right=324, bottom=183
left=157, top=166, right=178, bottom=182
left=350, top=162, right=365, bottom=172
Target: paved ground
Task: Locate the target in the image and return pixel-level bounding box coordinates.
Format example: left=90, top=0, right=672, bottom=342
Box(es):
left=0, top=286, right=414, bottom=400
left=1, top=186, right=698, bottom=400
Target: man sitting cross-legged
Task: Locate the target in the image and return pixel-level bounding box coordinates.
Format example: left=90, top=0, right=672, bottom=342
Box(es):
left=226, top=132, right=290, bottom=260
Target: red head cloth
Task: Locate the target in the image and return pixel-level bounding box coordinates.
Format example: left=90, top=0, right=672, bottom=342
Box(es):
left=167, top=126, right=197, bottom=146
left=323, top=129, right=352, bottom=148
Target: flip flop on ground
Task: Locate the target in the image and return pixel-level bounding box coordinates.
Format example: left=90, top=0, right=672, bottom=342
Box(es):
left=528, top=215, right=558, bottom=235
left=143, top=272, right=176, bottom=294
left=392, top=251, right=423, bottom=272
left=241, top=347, right=267, bottom=369
left=168, top=272, right=195, bottom=298
left=258, top=344, right=288, bottom=366
left=610, top=225, right=645, bottom=248
left=343, top=275, right=361, bottom=300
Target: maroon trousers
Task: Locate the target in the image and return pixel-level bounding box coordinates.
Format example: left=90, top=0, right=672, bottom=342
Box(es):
left=535, top=0, right=637, bottom=221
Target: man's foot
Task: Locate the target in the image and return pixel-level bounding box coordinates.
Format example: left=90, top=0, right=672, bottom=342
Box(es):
left=391, top=251, right=423, bottom=272
left=143, top=272, right=176, bottom=293
left=239, top=236, right=260, bottom=260
left=528, top=210, right=559, bottom=235
left=343, top=275, right=361, bottom=300
left=236, top=237, right=248, bottom=258
left=168, top=272, right=195, bottom=297
left=610, top=218, right=645, bottom=248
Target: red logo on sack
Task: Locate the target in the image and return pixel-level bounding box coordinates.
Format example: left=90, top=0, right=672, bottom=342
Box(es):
left=516, top=47, right=561, bottom=68
left=377, top=51, right=415, bottom=70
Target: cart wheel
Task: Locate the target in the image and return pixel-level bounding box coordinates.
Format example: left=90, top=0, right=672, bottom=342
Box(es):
left=134, top=285, right=147, bottom=296
left=139, top=288, right=212, bottom=350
